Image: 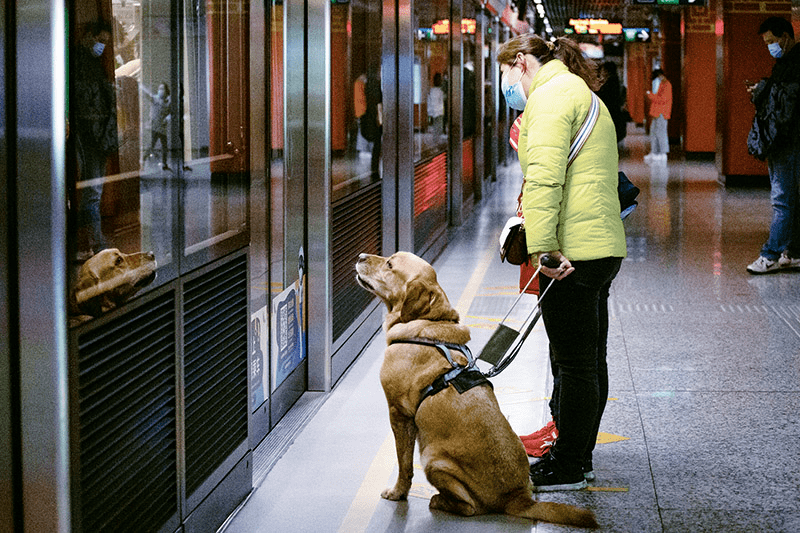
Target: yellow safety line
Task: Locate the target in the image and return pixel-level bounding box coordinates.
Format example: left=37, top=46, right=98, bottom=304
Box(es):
left=338, top=248, right=497, bottom=532
left=454, top=248, right=497, bottom=318
left=337, top=432, right=397, bottom=533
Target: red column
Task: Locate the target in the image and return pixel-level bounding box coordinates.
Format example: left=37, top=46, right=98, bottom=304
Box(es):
left=684, top=1, right=718, bottom=153
left=626, top=45, right=647, bottom=125
left=720, top=0, right=791, bottom=177
left=661, top=11, right=682, bottom=144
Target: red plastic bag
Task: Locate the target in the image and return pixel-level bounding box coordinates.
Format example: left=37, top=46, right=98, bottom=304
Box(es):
left=509, top=114, right=522, bottom=151
left=519, top=259, right=540, bottom=295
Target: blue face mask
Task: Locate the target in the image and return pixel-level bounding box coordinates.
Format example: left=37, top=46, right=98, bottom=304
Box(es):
left=91, top=42, right=106, bottom=57
left=768, top=42, right=783, bottom=58
left=501, top=61, right=528, bottom=111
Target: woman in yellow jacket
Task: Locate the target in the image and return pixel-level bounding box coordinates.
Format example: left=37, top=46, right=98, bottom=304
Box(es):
left=498, top=34, right=627, bottom=491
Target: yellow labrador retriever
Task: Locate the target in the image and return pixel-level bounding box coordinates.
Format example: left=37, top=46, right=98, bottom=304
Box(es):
left=72, top=248, right=157, bottom=319
left=355, top=251, right=597, bottom=528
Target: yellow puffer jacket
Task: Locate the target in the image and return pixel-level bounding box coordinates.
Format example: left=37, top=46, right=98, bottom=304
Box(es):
left=518, top=60, right=627, bottom=261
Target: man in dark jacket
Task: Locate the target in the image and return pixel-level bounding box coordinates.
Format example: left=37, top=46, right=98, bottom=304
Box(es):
left=71, top=20, right=118, bottom=260
left=746, top=16, right=800, bottom=273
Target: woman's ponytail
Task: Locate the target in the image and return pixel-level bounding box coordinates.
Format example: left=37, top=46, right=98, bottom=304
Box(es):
left=552, top=37, right=600, bottom=91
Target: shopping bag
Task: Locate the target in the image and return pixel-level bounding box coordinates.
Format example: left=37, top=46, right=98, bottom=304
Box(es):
left=519, top=259, right=540, bottom=295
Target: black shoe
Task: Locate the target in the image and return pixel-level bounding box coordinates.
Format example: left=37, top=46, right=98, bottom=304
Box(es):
left=530, top=453, right=587, bottom=492
left=162, top=164, right=171, bottom=171
left=582, top=457, right=595, bottom=481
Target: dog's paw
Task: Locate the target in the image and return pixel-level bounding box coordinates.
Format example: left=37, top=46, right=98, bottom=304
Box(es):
left=381, top=486, right=409, bottom=501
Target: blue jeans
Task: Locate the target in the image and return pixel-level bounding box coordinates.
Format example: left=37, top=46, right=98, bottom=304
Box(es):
left=539, top=257, right=623, bottom=467
left=762, top=139, right=800, bottom=260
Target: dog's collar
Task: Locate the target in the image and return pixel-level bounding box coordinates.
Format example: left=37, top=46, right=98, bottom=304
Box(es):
left=387, top=337, right=491, bottom=406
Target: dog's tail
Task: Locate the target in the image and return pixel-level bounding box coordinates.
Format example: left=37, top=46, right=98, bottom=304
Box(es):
left=508, top=499, right=599, bottom=529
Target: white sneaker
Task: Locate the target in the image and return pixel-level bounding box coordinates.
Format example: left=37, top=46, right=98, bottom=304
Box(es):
left=643, top=153, right=653, bottom=163
left=778, top=251, right=800, bottom=270
left=747, top=255, right=780, bottom=274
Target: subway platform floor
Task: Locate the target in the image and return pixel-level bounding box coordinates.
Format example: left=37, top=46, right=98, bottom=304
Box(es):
left=223, top=128, right=800, bottom=532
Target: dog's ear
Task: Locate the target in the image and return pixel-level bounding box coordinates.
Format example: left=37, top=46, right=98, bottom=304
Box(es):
left=399, top=278, right=459, bottom=323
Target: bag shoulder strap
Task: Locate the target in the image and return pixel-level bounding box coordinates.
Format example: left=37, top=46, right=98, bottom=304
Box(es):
left=567, top=92, right=600, bottom=168
left=516, top=92, right=600, bottom=216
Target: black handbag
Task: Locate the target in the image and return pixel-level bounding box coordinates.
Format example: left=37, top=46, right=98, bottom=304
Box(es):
left=618, top=171, right=640, bottom=219
left=499, top=219, right=528, bottom=266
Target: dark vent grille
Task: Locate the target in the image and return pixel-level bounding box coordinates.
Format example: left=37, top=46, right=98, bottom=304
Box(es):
left=414, top=153, right=448, bottom=252
left=76, top=292, right=177, bottom=533
left=183, top=255, right=248, bottom=497
left=332, top=182, right=382, bottom=341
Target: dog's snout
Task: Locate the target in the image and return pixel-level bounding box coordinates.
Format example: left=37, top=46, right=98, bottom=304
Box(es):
left=357, top=253, right=369, bottom=263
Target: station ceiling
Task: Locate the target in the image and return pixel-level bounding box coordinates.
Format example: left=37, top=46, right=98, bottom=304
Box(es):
left=525, top=0, right=665, bottom=36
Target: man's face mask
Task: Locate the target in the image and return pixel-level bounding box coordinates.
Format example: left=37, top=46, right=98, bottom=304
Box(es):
left=768, top=41, right=783, bottom=58
left=91, top=42, right=106, bottom=57
left=501, top=58, right=527, bottom=111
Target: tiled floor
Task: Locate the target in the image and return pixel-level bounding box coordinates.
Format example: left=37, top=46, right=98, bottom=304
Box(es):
left=223, top=127, right=800, bottom=532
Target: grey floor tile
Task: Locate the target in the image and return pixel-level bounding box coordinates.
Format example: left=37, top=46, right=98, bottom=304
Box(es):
left=661, top=509, right=800, bottom=533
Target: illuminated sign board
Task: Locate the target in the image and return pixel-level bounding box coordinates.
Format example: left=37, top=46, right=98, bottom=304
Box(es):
left=432, top=19, right=450, bottom=34
left=634, top=0, right=707, bottom=4
left=569, top=18, right=622, bottom=35
left=623, top=27, right=652, bottom=42
left=432, top=19, right=477, bottom=35
left=462, top=18, right=476, bottom=34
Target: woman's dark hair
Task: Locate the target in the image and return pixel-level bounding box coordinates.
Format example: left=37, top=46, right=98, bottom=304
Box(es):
left=497, top=34, right=599, bottom=91
left=758, top=16, right=794, bottom=39
left=651, top=69, right=664, bottom=81
left=600, top=61, right=618, bottom=79
left=160, top=83, right=171, bottom=97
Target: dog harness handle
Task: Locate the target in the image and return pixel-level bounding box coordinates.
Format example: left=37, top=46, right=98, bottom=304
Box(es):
left=387, top=338, right=489, bottom=406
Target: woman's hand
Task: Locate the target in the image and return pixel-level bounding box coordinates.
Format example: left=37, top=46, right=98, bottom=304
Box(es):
left=539, top=251, right=574, bottom=281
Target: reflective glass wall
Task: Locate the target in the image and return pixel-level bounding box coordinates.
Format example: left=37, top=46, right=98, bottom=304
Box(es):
left=413, top=0, right=449, bottom=162
left=68, top=0, right=250, bottom=323
left=412, top=0, right=450, bottom=253
left=329, top=0, right=384, bottom=352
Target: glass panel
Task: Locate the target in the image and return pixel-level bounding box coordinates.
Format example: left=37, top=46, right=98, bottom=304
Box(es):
left=462, top=7, right=478, bottom=141
left=68, top=3, right=176, bottom=323
left=413, top=0, right=449, bottom=162
left=182, top=0, right=249, bottom=262
left=270, top=0, right=284, bottom=291
left=67, top=0, right=251, bottom=323
left=249, top=0, right=272, bottom=413
left=330, top=0, right=383, bottom=204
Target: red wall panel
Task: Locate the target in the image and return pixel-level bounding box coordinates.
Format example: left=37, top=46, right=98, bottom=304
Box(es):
left=722, top=12, right=772, bottom=175
left=684, top=32, right=716, bottom=152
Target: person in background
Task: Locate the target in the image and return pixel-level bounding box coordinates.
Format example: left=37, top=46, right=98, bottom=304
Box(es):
left=595, top=61, right=627, bottom=144
left=746, top=16, right=800, bottom=274
left=427, top=72, right=445, bottom=136
left=353, top=73, right=369, bottom=153
left=143, top=82, right=172, bottom=171
left=644, top=69, right=672, bottom=164
left=497, top=34, right=627, bottom=492
left=71, top=19, right=118, bottom=260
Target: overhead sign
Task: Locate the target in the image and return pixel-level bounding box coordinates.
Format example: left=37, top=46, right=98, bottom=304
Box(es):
left=569, top=18, right=623, bottom=35
left=634, top=0, right=707, bottom=4
left=461, top=18, right=476, bottom=35
left=623, top=27, right=652, bottom=42
left=431, top=18, right=478, bottom=35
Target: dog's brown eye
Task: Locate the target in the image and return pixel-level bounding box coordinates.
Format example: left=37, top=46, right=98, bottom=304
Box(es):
left=115, top=256, right=123, bottom=266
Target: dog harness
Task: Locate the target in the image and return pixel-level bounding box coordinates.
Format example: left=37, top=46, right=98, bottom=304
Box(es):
left=388, top=337, right=492, bottom=406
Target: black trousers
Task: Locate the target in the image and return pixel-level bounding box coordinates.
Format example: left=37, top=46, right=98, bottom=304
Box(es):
left=539, top=256, right=623, bottom=467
